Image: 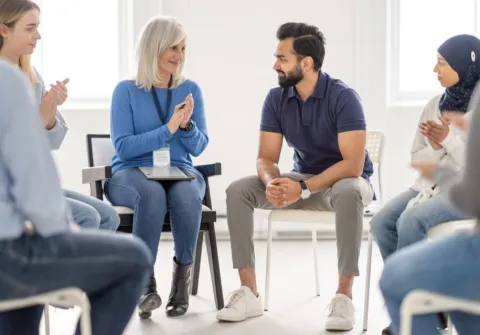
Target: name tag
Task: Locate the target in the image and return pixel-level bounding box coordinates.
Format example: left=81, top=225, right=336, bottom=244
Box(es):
left=153, top=145, right=170, bottom=167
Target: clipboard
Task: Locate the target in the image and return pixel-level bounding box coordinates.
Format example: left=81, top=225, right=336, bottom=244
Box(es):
left=138, top=166, right=195, bottom=181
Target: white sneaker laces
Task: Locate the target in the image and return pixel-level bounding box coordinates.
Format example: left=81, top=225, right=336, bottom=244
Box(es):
left=325, top=297, right=353, bottom=317
left=225, top=289, right=246, bottom=308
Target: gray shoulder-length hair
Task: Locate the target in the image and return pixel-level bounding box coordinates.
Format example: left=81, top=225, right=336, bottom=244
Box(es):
left=135, top=16, right=187, bottom=91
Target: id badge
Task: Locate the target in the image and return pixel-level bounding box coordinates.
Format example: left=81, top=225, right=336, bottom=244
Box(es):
left=153, top=144, right=170, bottom=167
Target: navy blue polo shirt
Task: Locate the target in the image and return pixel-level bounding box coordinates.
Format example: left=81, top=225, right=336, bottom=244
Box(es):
left=260, top=72, right=374, bottom=180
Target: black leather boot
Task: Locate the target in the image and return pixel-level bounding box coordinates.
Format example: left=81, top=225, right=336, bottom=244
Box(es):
left=166, top=258, right=192, bottom=317
left=138, top=268, right=162, bottom=319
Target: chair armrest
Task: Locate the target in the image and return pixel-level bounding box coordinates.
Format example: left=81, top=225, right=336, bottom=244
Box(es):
left=82, top=166, right=112, bottom=184
left=195, top=163, right=222, bottom=178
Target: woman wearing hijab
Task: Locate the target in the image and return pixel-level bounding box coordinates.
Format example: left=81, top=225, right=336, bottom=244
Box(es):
left=370, top=34, right=480, bottom=335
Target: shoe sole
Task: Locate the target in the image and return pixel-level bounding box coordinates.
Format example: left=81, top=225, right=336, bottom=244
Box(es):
left=216, top=311, right=264, bottom=322
left=139, top=292, right=162, bottom=313
left=325, top=325, right=354, bottom=331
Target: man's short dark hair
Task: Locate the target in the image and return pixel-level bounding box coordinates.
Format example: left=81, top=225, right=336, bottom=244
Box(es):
left=276, top=22, right=326, bottom=71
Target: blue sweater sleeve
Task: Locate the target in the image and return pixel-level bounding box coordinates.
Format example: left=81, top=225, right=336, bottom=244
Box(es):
left=179, top=82, right=209, bottom=157
left=34, top=70, right=69, bottom=150
left=111, top=81, right=173, bottom=160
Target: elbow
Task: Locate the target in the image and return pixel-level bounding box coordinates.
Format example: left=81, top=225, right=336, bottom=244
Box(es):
left=347, top=160, right=364, bottom=177
left=190, top=144, right=207, bottom=157
left=190, top=136, right=209, bottom=157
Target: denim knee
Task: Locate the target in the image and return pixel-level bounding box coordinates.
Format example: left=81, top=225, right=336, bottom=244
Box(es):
left=75, top=206, right=101, bottom=229
left=101, top=206, right=121, bottom=231
left=370, top=210, right=391, bottom=242
left=396, top=210, right=426, bottom=248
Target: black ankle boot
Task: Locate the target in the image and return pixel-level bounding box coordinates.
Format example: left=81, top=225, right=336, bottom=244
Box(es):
left=138, top=268, right=162, bottom=319
left=166, top=258, right=192, bottom=317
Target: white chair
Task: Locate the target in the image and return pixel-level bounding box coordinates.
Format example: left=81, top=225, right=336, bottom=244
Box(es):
left=401, top=290, right=480, bottom=335
left=0, top=287, right=91, bottom=335
left=263, top=130, right=385, bottom=331
left=428, top=219, right=476, bottom=240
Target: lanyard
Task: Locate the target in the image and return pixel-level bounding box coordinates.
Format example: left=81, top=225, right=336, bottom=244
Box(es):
left=150, top=78, right=172, bottom=124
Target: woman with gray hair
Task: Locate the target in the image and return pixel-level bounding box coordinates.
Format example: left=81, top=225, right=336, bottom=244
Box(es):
left=105, top=16, right=209, bottom=318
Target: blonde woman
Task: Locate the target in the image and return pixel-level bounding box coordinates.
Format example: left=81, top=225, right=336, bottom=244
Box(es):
left=105, top=16, right=209, bottom=318
left=0, top=0, right=120, bottom=232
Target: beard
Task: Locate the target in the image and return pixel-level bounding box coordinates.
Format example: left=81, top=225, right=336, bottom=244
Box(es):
left=277, top=64, right=304, bottom=88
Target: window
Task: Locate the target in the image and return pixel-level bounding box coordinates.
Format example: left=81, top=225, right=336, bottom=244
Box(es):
left=32, top=0, right=128, bottom=105
left=390, top=0, right=478, bottom=103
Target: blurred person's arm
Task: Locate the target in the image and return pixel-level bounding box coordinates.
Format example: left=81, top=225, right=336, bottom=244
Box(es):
left=0, top=64, right=71, bottom=235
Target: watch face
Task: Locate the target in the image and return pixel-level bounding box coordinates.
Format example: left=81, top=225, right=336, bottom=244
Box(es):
left=301, top=189, right=311, bottom=199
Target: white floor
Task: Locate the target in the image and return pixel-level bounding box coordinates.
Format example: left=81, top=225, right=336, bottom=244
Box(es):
left=41, top=237, right=393, bottom=335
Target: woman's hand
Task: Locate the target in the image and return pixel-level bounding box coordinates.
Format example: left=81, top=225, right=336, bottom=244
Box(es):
left=49, top=78, right=69, bottom=106
left=167, top=102, right=186, bottom=134
left=180, top=93, right=194, bottom=128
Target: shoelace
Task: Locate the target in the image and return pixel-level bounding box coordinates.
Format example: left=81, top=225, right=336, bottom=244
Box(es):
left=324, top=297, right=353, bottom=317
left=225, top=289, right=246, bottom=308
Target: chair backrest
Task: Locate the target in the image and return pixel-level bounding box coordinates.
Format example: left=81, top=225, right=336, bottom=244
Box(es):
left=87, top=134, right=114, bottom=167
left=366, top=130, right=386, bottom=204
left=366, top=131, right=385, bottom=164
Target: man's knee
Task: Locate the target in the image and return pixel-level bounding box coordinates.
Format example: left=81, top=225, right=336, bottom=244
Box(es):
left=330, top=178, right=363, bottom=207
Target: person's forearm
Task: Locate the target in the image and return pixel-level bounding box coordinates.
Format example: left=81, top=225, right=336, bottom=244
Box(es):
left=45, top=112, right=68, bottom=150
left=305, top=160, right=362, bottom=193
left=257, top=158, right=280, bottom=186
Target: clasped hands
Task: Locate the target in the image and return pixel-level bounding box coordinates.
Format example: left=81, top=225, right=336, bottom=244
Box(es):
left=265, top=178, right=302, bottom=208
left=412, top=112, right=468, bottom=180
left=167, top=93, right=194, bottom=134
left=419, top=116, right=450, bottom=150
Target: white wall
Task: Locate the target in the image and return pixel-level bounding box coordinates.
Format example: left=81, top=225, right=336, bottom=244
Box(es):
left=54, top=0, right=423, bottom=219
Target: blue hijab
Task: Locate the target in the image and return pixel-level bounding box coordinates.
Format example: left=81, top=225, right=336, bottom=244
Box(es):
left=438, top=34, right=480, bottom=112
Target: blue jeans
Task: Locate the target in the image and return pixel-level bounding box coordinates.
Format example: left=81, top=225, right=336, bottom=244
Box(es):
left=380, top=232, right=480, bottom=335
left=104, top=167, right=205, bottom=265
left=0, top=230, right=152, bottom=335
left=64, top=189, right=120, bottom=231
left=370, top=188, right=467, bottom=260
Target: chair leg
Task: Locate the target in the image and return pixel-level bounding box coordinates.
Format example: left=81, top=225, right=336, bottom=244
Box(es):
left=191, top=231, right=204, bottom=296
left=44, top=305, right=50, bottom=335
left=205, top=222, right=224, bottom=310
left=311, top=224, right=320, bottom=297
left=363, top=232, right=373, bottom=331
left=78, top=298, right=92, bottom=335
left=264, top=216, right=273, bottom=311
left=447, top=316, right=453, bottom=335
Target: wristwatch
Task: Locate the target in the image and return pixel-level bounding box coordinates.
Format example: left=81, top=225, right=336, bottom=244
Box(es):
left=180, top=120, right=194, bottom=132
left=299, top=180, right=311, bottom=199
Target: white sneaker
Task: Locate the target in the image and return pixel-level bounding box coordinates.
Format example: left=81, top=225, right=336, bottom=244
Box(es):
left=216, top=286, right=264, bottom=322
left=325, top=294, right=355, bottom=331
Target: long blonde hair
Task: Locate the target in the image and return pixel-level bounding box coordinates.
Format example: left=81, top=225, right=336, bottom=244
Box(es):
left=0, top=0, right=39, bottom=83
left=135, top=16, right=187, bottom=91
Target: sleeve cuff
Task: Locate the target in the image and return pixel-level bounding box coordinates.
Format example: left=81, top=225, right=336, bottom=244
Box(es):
left=440, top=130, right=457, bottom=152
left=159, top=125, right=173, bottom=142
left=179, top=121, right=198, bottom=138
left=432, top=147, right=446, bottom=159
left=46, top=117, right=60, bottom=133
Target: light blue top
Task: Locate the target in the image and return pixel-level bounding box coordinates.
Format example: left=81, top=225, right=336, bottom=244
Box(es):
left=0, top=60, right=71, bottom=239
left=33, top=68, right=69, bottom=150
left=110, top=79, right=209, bottom=173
